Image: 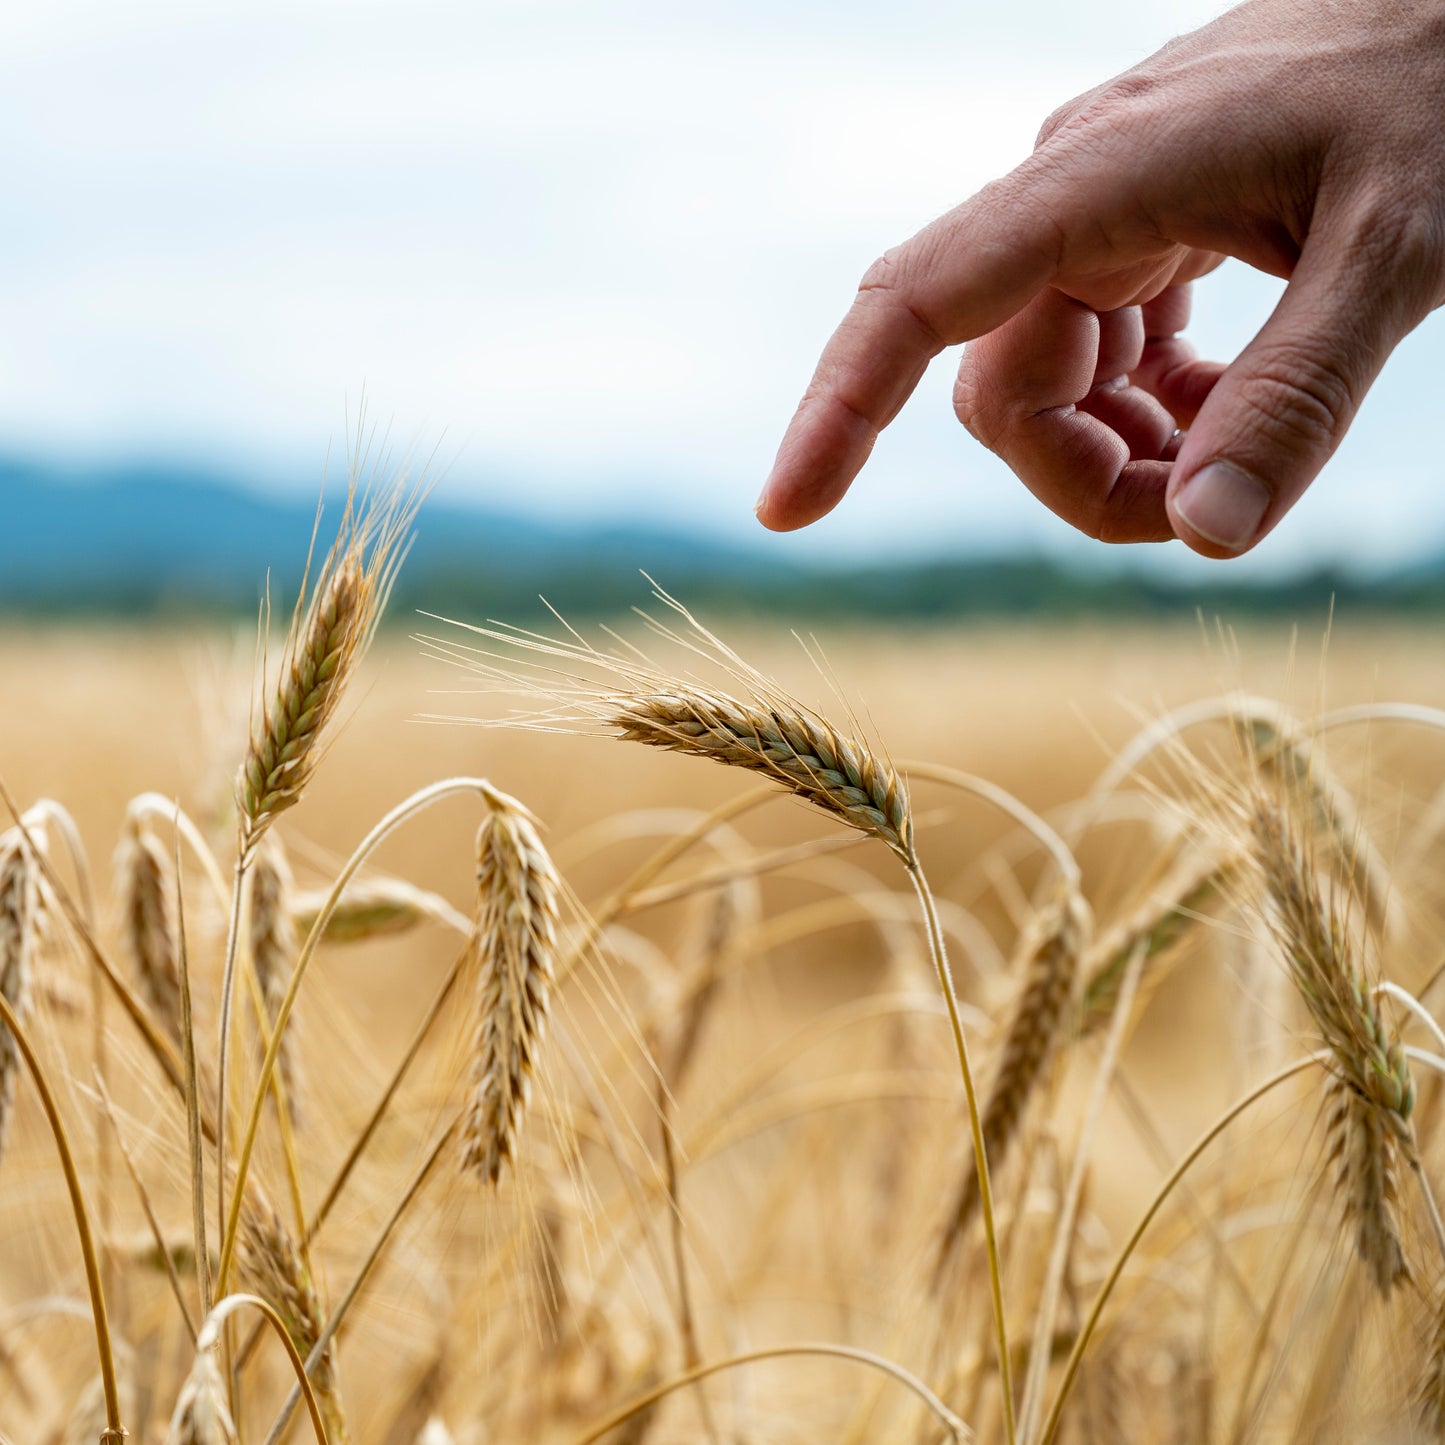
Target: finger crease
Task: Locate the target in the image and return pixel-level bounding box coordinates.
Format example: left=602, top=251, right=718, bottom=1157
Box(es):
left=859, top=284, right=947, bottom=353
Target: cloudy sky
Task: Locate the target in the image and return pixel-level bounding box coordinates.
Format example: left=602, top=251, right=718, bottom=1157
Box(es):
left=0, top=0, right=1439, bottom=576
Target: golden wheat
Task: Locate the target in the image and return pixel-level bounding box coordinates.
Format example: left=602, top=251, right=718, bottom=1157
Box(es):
left=461, top=794, right=561, bottom=1186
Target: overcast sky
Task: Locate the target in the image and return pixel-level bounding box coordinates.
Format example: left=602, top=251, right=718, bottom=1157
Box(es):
left=0, top=0, right=1439, bottom=576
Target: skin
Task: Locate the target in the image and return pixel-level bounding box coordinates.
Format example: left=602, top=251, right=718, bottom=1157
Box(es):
left=755, top=0, right=1445, bottom=558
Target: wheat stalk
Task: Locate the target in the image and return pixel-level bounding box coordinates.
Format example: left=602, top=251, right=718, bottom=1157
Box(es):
left=115, top=816, right=182, bottom=1040
left=461, top=795, right=560, bottom=1186
left=1250, top=795, right=1415, bottom=1294
left=219, top=475, right=418, bottom=1277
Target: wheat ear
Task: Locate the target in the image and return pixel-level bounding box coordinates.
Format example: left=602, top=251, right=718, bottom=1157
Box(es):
left=0, top=816, right=47, bottom=1165
left=461, top=793, right=561, bottom=1185
left=166, top=1346, right=237, bottom=1445
left=238, top=1203, right=349, bottom=1441
left=115, top=815, right=182, bottom=1039
left=942, top=885, right=1090, bottom=1251
left=1080, top=850, right=1236, bottom=1035
left=250, top=835, right=305, bottom=1118
left=615, top=689, right=911, bottom=860
left=237, top=480, right=416, bottom=859
left=1251, top=795, right=1414, bottom=1294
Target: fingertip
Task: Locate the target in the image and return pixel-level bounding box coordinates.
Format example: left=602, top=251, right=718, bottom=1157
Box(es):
left=756, top=395, right=875, bottom=532
left=1166, top=460, right=1272, bottom=557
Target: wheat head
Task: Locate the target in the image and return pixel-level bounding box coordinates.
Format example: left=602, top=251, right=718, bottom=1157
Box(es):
left=615, top=688, right=911, bottom=861
left=166, top=1348, right=237, bottom=1445
left=249, top=834, right=304, bottom=1114
left=115, top=815, right=182, bottom=1040
left=942, top=886, right=1090, bottom=1249
left=238, top=1204, right=349, bottom=1440
left=0, top=820, right=46, bottom=1166
left=461, top=795, right=560, bottom=1187
left=238, top=481, right=416, bottom=858
left=1251, top=795, right=1414, bottom=1294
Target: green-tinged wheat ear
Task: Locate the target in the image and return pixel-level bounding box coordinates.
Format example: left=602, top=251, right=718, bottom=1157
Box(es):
left=1251, top=795, right=1415, bottom=1295
left=613, top=688, right=912, bottom=861
left=250, top=834, right=304, bottom=1117
left=238, top=1204, right=349, bottom=1441
left=461, top=798, right=560, bottom=1186
left=115, top=816, right=182, bottom=1040
left=1080, top=851, right=1236, bottom=1035
left=941, top=886, right=1090, bottom=1253
left=0, top=822, right=46, bottom=1166
left=166, top=1347, right=237, bottom=1445
left=291, top=876, right=429, bottom=942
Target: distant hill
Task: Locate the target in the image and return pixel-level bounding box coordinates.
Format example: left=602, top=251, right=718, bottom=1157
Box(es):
left=1, top=456, right=1439, bottom=624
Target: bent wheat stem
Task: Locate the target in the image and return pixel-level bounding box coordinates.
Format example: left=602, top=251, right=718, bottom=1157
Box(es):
left=1038, top=1056, right=1325, bottom=1445
left=910, top=862, right=1013, bottom=1445
left=570, top=1342, right=970, bottom=1445
left=184, top=1293, right=329, bottom=1445
left=0, top=992, right=123, bottom=1439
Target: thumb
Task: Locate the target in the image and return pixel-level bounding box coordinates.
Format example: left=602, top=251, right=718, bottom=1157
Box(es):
left=1166, top=208, right=1440, bottom=557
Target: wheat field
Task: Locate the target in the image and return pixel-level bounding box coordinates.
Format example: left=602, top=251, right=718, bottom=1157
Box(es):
left=5, top=502, right=1445, bottom=1443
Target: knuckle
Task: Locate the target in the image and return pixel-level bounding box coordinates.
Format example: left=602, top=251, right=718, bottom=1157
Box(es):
left=1034, top=70, right=1161, bottom=153
left=857, top=248, right=947, bottom=350
left=1035, top=95, right=1086, bottom=150
left=858, top=249, right=901, bottom=293
left=951, top=363, right=998, bottom=449
left=1348, top=194, right=1445, bottom=311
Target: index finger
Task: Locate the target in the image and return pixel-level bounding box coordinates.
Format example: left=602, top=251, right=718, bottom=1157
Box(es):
left=754, top=166, right=1072, bottom=532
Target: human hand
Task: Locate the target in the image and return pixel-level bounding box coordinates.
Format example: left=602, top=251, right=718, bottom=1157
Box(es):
left=755, top=0, right=1445, bottom=556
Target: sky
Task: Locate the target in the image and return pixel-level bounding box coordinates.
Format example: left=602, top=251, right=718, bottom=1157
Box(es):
left=0, top=0, right=1440, bottom=578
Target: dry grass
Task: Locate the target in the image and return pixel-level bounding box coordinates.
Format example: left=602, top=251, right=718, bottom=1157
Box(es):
left=9, top=579, right=1445, bottom=1442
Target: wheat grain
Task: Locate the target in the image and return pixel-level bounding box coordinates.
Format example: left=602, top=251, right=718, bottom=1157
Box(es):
left=461, top=796, right=560, bottom=1186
